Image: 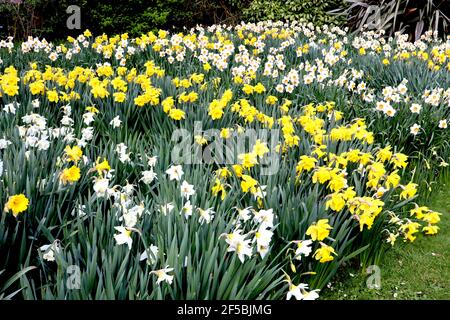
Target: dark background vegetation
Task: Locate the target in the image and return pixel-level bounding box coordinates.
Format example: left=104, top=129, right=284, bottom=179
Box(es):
left=0, top=0, right=345, bottom=40
left=0, top=0, right=449, bottom=40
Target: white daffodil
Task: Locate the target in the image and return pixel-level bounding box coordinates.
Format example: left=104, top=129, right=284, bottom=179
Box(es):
left=93, top=178, right=110, bottom=197
left=294, top=239, right=313, bottom=260
left=71, top=204, right=87, bottom=217
left=438, top=120, right=447, bottom=129
left=0, top=138, right=12, bottom=150
left=109, top=116, right=122, bottom=128
left=410, top=103, right=422, bottom=114
left=116, top=143, right=131, bottom=163
left=141, top=169, right=157, bottom=184
left=410, top=123, right=421, bottom=136
left=81, top=127, right=94, bottom=142
left=39, top=240, right=61, bottom=262
left=49, top=52, right=58, bottom=61
left=383, top=105, right=396, bottom=117
left=36, top=139, right=50, bottom=151
left=223, top=229, right=246, bottom=247
left=253, top=208, right=274, bottom=229
left=61, top=104, right=72, bottom=115
left=286, top=282, right=308, bottom=300
left=122, top=183, right=135, bottom=195
left=252, top=185, right=267, bottom=199
left=375, top=101, right=388, bottom=112
left=3, top=102, right=17, bottom=114
left=223, top=229, right=253, bottom=263
left=236, top=207, right=252, bottom=222
left=181, top=200, right=193, bottom=219
left=128, top=204, right=145, bottom=217
left=140, top=244, right=159, bottom=264
left=147, top=156, right=158, bottom=167
left=83, top=112, right=95, bottom=125
left=159, top=203, right=174, bottom=216
left=113, top=226, right=133, bottom=250
left=386, top=232, right=399, bottom=246
left=439, top=160, right=449, bottom=168
left=254, top=227, right=273, bottom=248
left=254, top=227, right=273, bottom=259
left=150, top=266, right=174, bottom=285
left=180, top=180, right=195, bottom=199
left=257, top=244, right=269, bottom=259
left=122, top=212, right=138, bottom=228
left=31, top=99, right=40, bottom=109
left=61, top=115, right=74, bottom=126
left=302, top=289, right=320, bottom=300
left=275, top=84, right=284, bottom=93
left=229, top=237, right=252, bottom=263
left=198, top=207, right=214, bottom=224
left=166, top=165, right=184, bottom=181
left=115, top=191, right=131, bottom=207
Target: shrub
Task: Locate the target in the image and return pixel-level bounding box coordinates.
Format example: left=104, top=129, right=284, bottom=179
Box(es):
left=0, top=0, right=346, bottom=40
left=242, top=0, right=345, bottom=26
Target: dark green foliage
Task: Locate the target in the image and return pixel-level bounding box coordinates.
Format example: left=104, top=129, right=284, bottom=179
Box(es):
left=241, top=0, right=346, bottom=26
left=0, top=0, right=190, bottom=39
left=0, top=0, right=345, bottom=40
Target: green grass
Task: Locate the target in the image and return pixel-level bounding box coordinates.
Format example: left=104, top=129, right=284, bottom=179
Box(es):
left=324, top=182, right=450, bottom=300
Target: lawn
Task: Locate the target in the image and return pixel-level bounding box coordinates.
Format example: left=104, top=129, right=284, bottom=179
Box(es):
left=324, top=180, right=450, bottom=300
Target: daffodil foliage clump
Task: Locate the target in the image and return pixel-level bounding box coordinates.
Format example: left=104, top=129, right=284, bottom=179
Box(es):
left=0, top=21, right=447, bottom=300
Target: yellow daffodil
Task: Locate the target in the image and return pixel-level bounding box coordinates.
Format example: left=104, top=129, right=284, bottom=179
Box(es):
left=306, top=219, right=332, bottom=241
left=4, top=194, right=29, bottom=217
